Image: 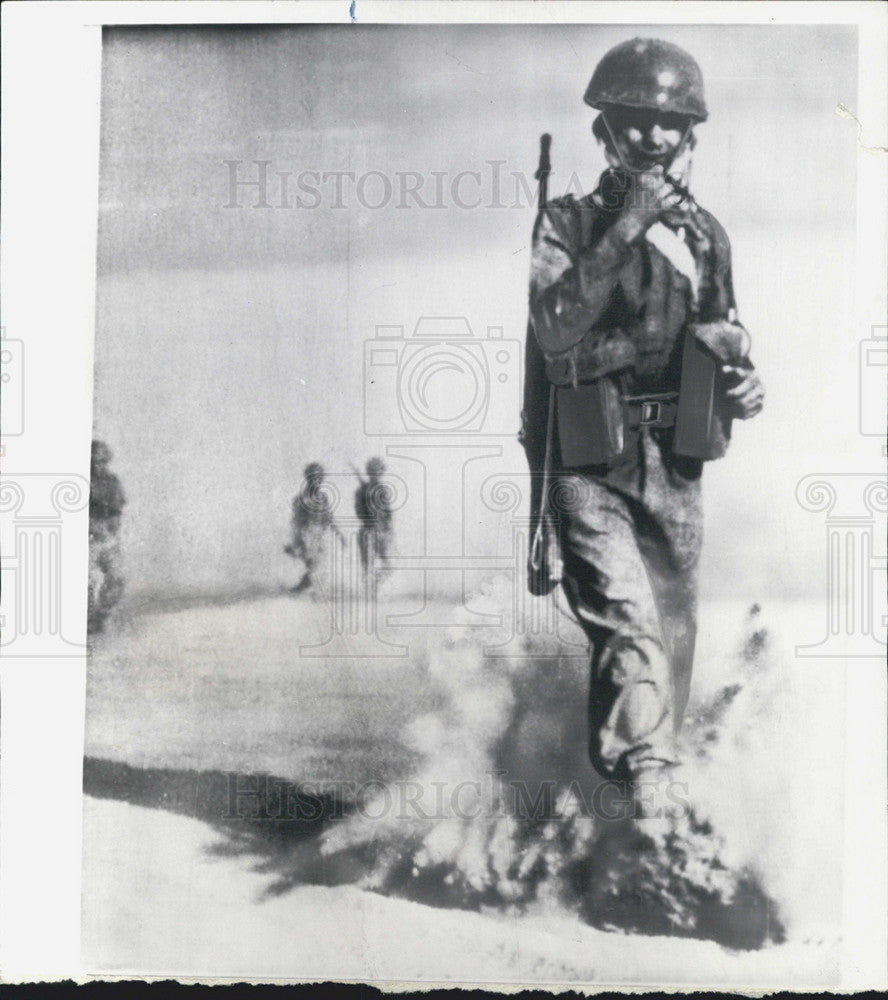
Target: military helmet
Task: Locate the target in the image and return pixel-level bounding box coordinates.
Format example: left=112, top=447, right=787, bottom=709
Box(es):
left=91, top=439, right=113, bottom=466
left=366, top=456, right=386, bottom=477
left=584, top=38, right=708, bottom=122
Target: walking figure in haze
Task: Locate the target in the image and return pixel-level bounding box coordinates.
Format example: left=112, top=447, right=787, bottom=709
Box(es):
left=285, top=462, right=341, bottom=595
left=88, top=440, right=126, bottom=634
left=354, top=457, right=394, bottom=580
left=521, top=39, right=764, bottom=818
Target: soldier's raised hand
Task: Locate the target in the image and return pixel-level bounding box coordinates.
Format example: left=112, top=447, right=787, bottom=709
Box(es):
left=620, top=166, right=687, bottom=229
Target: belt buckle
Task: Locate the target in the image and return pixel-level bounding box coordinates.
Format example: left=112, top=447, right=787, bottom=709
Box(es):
left=640, top=400, right=661, bottom=425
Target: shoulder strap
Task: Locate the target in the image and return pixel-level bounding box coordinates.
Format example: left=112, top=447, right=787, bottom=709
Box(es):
left=529, top=385, right=556, bottom=573
left=578, top=195, right=598, bottom=251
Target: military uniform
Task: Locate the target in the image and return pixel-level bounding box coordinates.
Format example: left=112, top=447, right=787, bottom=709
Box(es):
left=522, top=40, right=756, bottom=783
left=355, top=461, right=394, bottom=577
left=287, top=466, right=338, bottom=593
left=88, top=442, right=126, bottom=634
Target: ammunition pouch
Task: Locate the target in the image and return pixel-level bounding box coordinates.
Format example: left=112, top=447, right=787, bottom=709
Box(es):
left=556, top=379, right=681, bottom=468
left=555, top=375, right=628, bottom=468
left=544, top=328, right=636, bottom=388
left=551, top=319, right=752, bottom=469
left=673, top=320, right=751, bottom=461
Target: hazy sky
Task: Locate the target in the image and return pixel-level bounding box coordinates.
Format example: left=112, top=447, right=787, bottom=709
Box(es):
left=93, top=23, right=863, bottom=600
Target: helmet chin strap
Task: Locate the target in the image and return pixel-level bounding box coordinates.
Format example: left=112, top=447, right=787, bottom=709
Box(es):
left=600, top=110, right=694, bottom=188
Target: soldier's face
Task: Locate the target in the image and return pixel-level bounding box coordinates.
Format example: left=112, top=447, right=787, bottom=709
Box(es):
left=604, top=108, right=691, bottom=171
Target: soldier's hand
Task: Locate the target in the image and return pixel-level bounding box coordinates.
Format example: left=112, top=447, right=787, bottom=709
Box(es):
left=722, top=365, right=764, bottom=419
left=622, top=167, right=686, bottom=226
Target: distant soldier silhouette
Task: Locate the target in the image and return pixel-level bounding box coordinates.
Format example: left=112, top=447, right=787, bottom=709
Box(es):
left=354, top=457, right=393, bottom=579
left=88, top=440, right=126, bottom=634
left=285, top=462, right=340, bottom=594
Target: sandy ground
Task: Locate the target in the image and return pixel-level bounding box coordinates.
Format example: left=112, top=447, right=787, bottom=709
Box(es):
left=82, top=586, right=846, bottom=988
left=81, top=796, right=838, bottom=988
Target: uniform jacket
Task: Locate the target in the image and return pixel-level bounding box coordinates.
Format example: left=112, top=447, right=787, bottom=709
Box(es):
left=521, top=171, right=746, bottom=477
left=355, top=480, right=393, bottom=527
left=89, top=469, right=126, bottom=534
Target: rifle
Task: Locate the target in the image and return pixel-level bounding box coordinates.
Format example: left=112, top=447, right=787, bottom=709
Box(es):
left=527, top=133, right=563, bottom=597
left=534, top=132, right=551, bottom=211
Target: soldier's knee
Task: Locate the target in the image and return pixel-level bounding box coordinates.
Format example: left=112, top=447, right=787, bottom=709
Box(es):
left=599, top=632, right=667, bottom=685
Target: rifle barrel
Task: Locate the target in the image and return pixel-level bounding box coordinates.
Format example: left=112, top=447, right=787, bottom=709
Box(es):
left=535, top=133, right=552, bottom=211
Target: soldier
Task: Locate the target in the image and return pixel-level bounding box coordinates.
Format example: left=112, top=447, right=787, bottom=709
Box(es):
left=285, top=462, right=340, bottom=594
left=88, top=440, right=126, bottom=634
left=522, top=39, right=764, bottom=806
left=354, top=457, right=393, bottom=579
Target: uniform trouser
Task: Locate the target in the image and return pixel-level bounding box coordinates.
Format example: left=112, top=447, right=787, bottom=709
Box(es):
left=359, top=525, right=391, bottom=573
left=556, top=431, right=703, bottom=783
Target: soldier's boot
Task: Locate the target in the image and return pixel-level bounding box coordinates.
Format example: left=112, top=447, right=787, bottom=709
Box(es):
left=629, top=764, right=688, bottom=844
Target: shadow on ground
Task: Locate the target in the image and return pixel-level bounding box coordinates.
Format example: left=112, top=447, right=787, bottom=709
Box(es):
left=83, top=756, right=363, bottom=896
